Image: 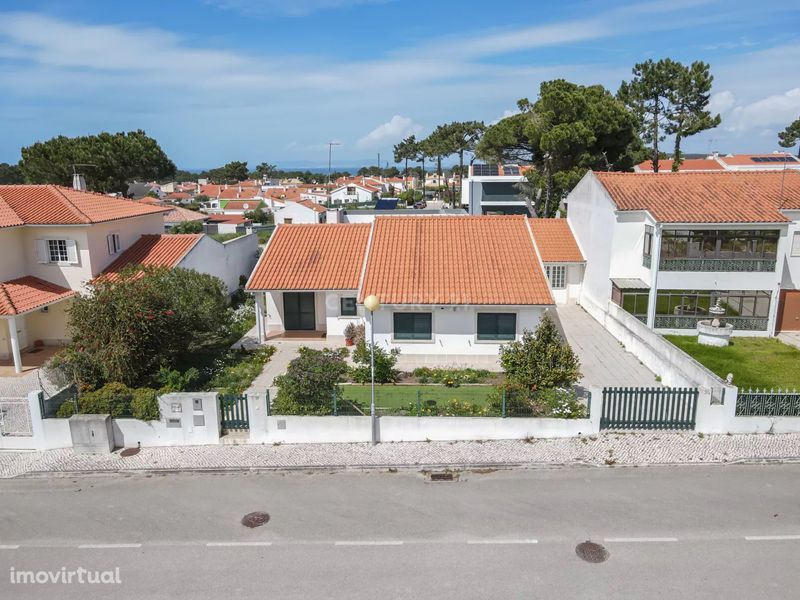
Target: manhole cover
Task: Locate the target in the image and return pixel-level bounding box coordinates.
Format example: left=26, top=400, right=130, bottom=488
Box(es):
left=241, top=512, right=271, bottom=528
left=575, top=541, right=609, bottom=563
left=120, top=448, right=140, bottom=457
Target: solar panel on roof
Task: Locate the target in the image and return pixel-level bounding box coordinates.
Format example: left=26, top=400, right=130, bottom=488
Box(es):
left=472, top=164, right=499, bottom=176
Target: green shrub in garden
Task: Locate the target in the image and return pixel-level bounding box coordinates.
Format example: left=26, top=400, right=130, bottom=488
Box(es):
left=350, top=341, right=400, bottom=384
left=131, top=388, right=160, bottom=421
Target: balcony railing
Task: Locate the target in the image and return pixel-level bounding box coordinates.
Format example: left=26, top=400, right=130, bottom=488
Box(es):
left=653, top=315, right=768, bottom=331
left=658, top=258, right=776, bottom=272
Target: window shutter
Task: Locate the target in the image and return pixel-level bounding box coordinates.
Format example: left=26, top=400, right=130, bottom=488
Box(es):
left=792, top=232, right=800, bottom=257
left=107, top=234, right=114, bottom=255
left=35, top=239, right=49, bottom=263
left=65, top=239, right=79, bottom=264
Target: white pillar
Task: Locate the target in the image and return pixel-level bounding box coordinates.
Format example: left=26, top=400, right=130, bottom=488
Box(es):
left=255, top=293, right=265, bottom=344
left=646, top=225, right=662, bottom=330
left=8, top=316, right=22, bottom=374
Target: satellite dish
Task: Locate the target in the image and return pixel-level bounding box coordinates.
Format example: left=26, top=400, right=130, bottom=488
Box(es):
left=242, top=203, right=249, bottom=209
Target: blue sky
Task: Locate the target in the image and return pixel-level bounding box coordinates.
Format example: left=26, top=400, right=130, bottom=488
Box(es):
left=0, top=0, right=799, bottom=169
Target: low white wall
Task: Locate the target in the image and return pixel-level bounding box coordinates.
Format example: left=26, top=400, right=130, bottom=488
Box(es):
left=253, top=390, right=603, bottom=444
left=379, top=416, right=593, bottom=442
left=113, top=392, right=221, bottom=448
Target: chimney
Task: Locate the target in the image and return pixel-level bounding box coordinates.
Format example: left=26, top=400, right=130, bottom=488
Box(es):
left=72, top=173, right=87, bottom=191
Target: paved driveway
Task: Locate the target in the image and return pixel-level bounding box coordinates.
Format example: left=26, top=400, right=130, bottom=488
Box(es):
left=553, top=303, right=660, bottom=388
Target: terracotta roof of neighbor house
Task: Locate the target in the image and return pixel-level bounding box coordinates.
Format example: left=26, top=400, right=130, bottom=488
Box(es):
left=164, top=192, right=192, bottom=200
left=528, top=219, right=584, bottom=262
left=100, top=234, right=202, bottom=281
left=0, top=276, right=76, bottom=316
left=163, top=206, right=209, bottom=224
left=246, top=224, right=371, bottom=291
left=716, top=153, right=800, bottom=167
left=220, top=200, right=263, bottom=211
left=218, top=188, right=260, bottom=199
left=635, top=158, right=725, bottom=172
left=0, top=185, right=169, bottom=229
left=594, top=171, right=800, bottom=223
left=360, top=216, right=553, bottom=305
left=205, top=214, right=251, bottom=224
left=296, top=200, right=327, bottom=213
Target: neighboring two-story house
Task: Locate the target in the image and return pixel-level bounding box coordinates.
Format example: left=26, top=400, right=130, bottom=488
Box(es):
left=565, top=171, right=800, bottom=336
left=0, top=185, right=169, bottom=373
left=0, top=185, right=259, bottom=374
left=328, top=182, right=380, bottom=205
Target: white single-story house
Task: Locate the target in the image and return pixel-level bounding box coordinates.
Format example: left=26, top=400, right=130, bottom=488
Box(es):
left=245, top=215, right=581, bottom=359
left=274, top=200, right=327, bottom=225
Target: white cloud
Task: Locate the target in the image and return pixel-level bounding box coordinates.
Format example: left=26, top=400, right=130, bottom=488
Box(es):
left=723, top=88, right=800, bottom=132
left=356, top=116, right=422, bottom=149
left=708, top=91, right=736, bottom=115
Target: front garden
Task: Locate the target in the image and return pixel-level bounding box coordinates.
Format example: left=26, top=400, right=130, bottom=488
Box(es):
left=47, top=265, right=273, bottom=420
left=665, top=336, right=800, bottom=390
left=273, top=314, right=587, bottom=418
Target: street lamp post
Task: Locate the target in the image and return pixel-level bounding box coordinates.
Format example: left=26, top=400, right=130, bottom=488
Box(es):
left=363, top=295, right=380, bottom=445
left=327, top=141, right=341, bottom=206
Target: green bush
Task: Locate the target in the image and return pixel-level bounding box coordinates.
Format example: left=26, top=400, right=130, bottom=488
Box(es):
left=350, top=342, right=400, bottom=384
left=78, top=383, right=134, bottom=417
left=156, top=367, right=200, bottom=392
left=408, top=398, right=492, bottom=417
left=411, top=367, right=491, bottom=385
left=56, top=399, right=77, bottom=418
left=207, top=346, right=276, bottom=395
left=487, top=383, right=585, bottom=418
left=499, top=314, right=581, bottom=391
left=131, top=388, right=160, bottom=421
left=170, top=221, right=203, bottom=234
left=273, top=347, right=349, bottom=415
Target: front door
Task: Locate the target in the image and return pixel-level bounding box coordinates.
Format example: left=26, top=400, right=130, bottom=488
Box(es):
left=778, top=290, right=800, bottom=332
left=284, top=292, right=316, bottom=330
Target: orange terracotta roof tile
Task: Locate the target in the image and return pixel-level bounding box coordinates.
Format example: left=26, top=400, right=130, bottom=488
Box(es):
left=100, top=234, right=202, bottom=281
left=717, top=153, right=800, bottom=166
left=528, top=219, right=584, bottom=262
left=594, top=171, right=800, bottom=223
left=218, top=188, right=260, bottom=199
left=635, top=158, right=725, bottom=172
left=360, top=216, right=553, bottom=305
left=0, top=185, right=168, bottom=229
left=0, top=276, right=76, bottom=316
left=221, top=200, right=263, bottom=211
left=163, top=206, right=208, bottom=224
left=296, top=200, right=326, bottom=213
left=246, top=224, right=371, bottom=291
left=206, top=214, right=251, bottom=224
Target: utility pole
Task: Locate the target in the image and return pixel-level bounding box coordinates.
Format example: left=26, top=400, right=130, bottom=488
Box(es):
left=327, top=141, right=340, bottom=206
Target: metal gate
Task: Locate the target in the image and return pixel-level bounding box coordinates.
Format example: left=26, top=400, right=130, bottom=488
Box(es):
left=220, top=394, right=249, bottom=430
left=600, top=387, right=698, bottom=430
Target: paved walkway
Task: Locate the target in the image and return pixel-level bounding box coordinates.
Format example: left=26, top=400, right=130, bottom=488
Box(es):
left=778, top=332, right=800, bottom=350
left=0, top=367, right=61, bottom=398
left=2, top=433, right=799, bottom=478
left=554, top=303, right=660, bottom=388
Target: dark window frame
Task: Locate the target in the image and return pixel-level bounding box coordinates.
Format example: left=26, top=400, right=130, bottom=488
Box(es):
left=393, top=312, right=433, bottom=341
left=340, top=297, right=357, bottom=317
left=477, top=312, right=517, bottom=341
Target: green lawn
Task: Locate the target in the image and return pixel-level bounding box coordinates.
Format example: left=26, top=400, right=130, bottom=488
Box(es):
left=340, top=385, right=493, bottom=409
left=665, top=336, right=800, bottom=389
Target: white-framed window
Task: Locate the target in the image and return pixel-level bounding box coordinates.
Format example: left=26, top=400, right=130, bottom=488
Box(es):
left=36, top=238, right=79, bottom=265
left=48, top=239, right=69, bottom=263
left=792, top=231, right=800, bottom=257
left=545, top=265, right=567, bottom=289
left=107, top=233, right=121, bottom=255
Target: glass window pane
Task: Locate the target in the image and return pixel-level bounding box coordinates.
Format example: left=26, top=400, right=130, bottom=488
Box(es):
left=340, top=297, right=357, bottom=316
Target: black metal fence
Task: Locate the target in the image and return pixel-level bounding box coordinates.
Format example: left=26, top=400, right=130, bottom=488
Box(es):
left=736, top=389, right=800, bottom=417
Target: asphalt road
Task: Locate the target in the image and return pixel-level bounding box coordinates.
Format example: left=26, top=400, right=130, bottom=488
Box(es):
left=0, top=465, right=799, bottom=599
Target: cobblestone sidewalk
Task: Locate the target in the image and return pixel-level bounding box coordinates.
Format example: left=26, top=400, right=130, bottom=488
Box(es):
left=3, top=432, right=800, bottom=478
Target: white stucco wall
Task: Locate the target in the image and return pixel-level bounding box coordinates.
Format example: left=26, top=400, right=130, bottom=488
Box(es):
left=178, top=233, right=258, bottom=296
left=324, top=291, right=362, bottom=339
left=329, top=186, right=374, bottom=205
left=274, top=202, right=322, bottom=224
left=85, top=214, right=165, bottom=275
left=0, top=227, right=27, bottom=282
left=366, top=305, right=547, bottom=355
left=779, top=209, right=800, bottom=290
